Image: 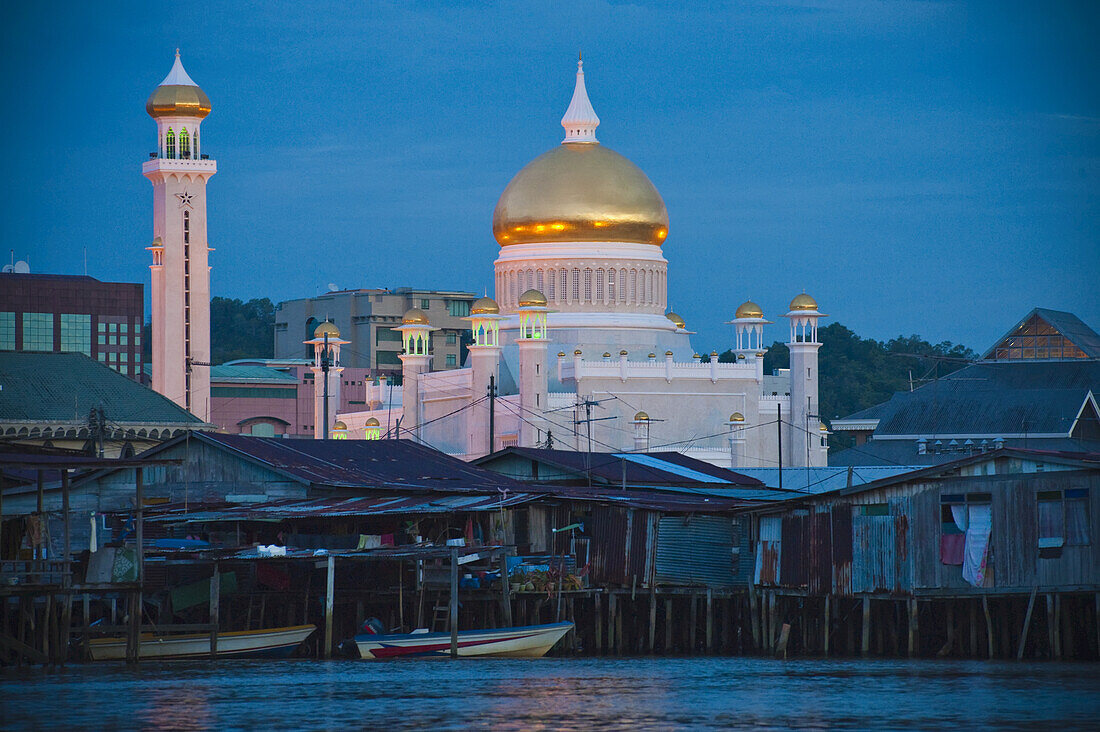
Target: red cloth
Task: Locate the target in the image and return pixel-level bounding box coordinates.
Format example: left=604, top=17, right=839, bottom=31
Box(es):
left=380, top=533, right=395, bottom=547
left=940, top=533, right=965, bottom=565
left=256, top=561, right=290, bottom=591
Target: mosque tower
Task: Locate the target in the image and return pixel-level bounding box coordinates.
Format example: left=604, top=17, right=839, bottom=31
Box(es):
left=397, top=309, right=434, bottom=440
left=144, top=50, right=216, bottom=420
left=465, top=297, right=503, bottom=456
left=515, top=289, right=550, bottom=447
left=785, top=293, right=826, bottom=467
left=304, top=321, right=348, bottom=439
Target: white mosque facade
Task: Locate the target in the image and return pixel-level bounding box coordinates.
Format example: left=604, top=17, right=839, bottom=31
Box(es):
left=338, top=60, right=829, bottom=469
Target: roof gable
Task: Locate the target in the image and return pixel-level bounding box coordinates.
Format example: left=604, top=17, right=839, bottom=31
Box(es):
left=982, top=309, right=1100, bottom=361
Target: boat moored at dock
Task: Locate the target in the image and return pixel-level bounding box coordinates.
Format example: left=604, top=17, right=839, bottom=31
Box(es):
left=352, top=622, right=573, bottom=659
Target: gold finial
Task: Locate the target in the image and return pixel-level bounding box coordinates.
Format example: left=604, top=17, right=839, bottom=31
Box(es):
left=175, top=48, right=180, bottom=58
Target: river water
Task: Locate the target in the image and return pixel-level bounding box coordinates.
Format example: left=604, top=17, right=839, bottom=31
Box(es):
left=3, top=657, right=1098, bottom=730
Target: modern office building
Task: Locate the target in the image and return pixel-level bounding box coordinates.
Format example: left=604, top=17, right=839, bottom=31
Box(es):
left=0, top=271, right=144, bottom=380
left=274, top=288, right=477, bottom=377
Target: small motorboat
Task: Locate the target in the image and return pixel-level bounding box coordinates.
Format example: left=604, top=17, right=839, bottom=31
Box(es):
left=88, top=624, right=316, bottom=661
left=353, top=621, right=573, bottom=659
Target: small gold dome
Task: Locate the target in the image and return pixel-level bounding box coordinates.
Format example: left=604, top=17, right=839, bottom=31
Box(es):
left=603, top=352, right=611, bottom=358
left=648, top=353, right=656, bottom=359
left=735, top=300, right=763, bottom=319
left=471, top=297, right=500, bottom=315
left=493, top=143, right=669, bottom=246
left=619, top=349, right=628, bottom=356
left=518, top=289, right=548, bottom=308
left=573, top=349, right=583, bottom=355
left=730, top=412, right=745, bottom=423
left=365, top=417, right=380, bottom=427
left=146, top=52, right=211, bottom=119
left=665, top=350, right=673, bottom=356
left=634, top=411, right=650, bottom=421
left=313, top=321, right=340, bottom=339
left=333, top=420, right=348, bottom=430
left=789, top=293, right=819, bottom=311
left=666, top=312, right=686, bottom=329
left=557, top=351, right=566, bottom=357
left=819, top=423, right=829, bottom=432
left=402, top=308, right=430, bottom=325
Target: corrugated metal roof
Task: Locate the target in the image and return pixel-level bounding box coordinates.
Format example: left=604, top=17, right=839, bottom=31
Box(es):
left=209, top=364, right=300, bottom=384
left=0, top=351, right=202, bottom=425
left=146, top=493, right=540, bottom=522
left=733, top=466, right=919, bottom=494
left=476, top=447, right=763, bottom=487
left=190, top=432, right=536, bottom=494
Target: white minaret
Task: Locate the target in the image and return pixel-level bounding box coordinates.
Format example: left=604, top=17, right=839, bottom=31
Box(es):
left=397, top=308, right=434, bottom=441
left=516, top=289, right=550, bottom=448
left=465, top=297, right=503, bottom=457
left=728, top=300, right=771, bottom=383
left=144, top=50, right=216, bottom=420
left=785, top=293, right=826, bottom=467
left=304, top=321, right=348, bottom=439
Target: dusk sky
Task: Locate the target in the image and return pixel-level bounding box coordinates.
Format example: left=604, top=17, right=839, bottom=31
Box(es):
left=5, top=0, right=1097, bottom=353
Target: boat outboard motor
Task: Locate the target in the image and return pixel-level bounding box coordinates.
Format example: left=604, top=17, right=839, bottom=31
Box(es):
left=360, top=617, right=385, bottom=636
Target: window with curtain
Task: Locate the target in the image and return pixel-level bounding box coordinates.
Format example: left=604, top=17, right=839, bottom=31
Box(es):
left=166, top=128, right=175, bottom=158
left=1038, top=487, right=1090, bottom=554
left=179, top=128, right=191, bottom=158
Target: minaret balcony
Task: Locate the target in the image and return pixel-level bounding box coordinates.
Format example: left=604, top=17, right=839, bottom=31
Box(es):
left=142, top=157, right=218, bottom=174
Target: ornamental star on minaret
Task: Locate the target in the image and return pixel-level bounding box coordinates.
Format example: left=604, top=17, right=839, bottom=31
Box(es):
left=176, top=191, right=194, bottom=208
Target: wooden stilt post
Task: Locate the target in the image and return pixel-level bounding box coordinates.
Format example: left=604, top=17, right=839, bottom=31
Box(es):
left=969, top=599, right=978, bottom=658
left=689, top=593, right=698, bottom=654
left=706, top=589, right=714, bottom=653
left=43, top=593, right=52, bottom=664
left=126, top=590, right=140, bottom=664
left=664, top=597, right=673, bottom=653
left=823, top=595, right=831, bottom=656
left=449, top=547, right=459, bottom=658
left=648, top=586, right=657, bottom=654
left=1095, top=593, right=1100, bottom=660
left=324, top=555, right=335, bottom=658
left=594, top=592, right=603, bottom=654
left=937, top=601, right=955, bottom=657
left=861, top=597, right=871, bottom=657
left=1018, top=588, right=1037, bottom=660
left=1046, top=594, right=1055, bottom=659
left=982, top=596, right=994, bottom=659
left=1053, top=594, right=1062, bottom=660
left=748, top=582, right=760, bottom=651
left=608, top=593, right=617, bottom=655
left=768, top=592, right=778, bottom=650
left=908, top=598, right=918, bottom=657
left=210, top=562, right=220, bottom=659
left=776, top=623, right=791, bottom=659
left=615, top=593, right=623, bottom=654
left=499, top=548, right=513, bottom=627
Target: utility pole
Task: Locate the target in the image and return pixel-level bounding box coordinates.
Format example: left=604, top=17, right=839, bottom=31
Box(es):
left=488, top=374, right=497, bottom=454
left=321, top=331, right=330, bottom=440
left=574, top=396, right=614, bottom=488
left=777, top=403, right=783, bottom=491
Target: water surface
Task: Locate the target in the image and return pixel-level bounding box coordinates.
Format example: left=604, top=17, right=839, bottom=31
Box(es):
left=3, top=657, right=1097, bottom=730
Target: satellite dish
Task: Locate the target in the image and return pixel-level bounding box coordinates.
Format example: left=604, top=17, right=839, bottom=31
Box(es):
left=327, top=283, right=339, bottom=292
left=14, top=261, right=29, bottom=273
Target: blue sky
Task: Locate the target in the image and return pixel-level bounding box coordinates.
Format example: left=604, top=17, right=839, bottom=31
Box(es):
left=4, top=1, right=1098, bottom=352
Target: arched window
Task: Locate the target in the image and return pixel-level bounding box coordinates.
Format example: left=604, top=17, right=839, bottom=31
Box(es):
left=619, top=269, right=627, bottom=301
left=596, top=268, right=605, bottom=301
left=166, top=128, right=176, bottom=158
left=608, top=269, right=616, bottom=301
left=560, top=270, right=568, bottom=301
left=179, top=128, right=191, bottom=159
left=526, top=270, right=534, bottom=291
left=571, top=268, right=580, bottom=301
left=583, top=268, right=592, bottom=301
left=547, top=269, right=556, bottom=300
left=630, top=269, right=637, bottom=302
left=536, top=269, right=544, bottom=292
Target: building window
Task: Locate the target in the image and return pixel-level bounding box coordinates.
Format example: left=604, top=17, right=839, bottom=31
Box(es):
left=1038, top=488, right=1090, bottom=553
left=536, top=269, right=544, bottom=292
left=608, top=269, right=616, bottom=301
left=166, top=128, right=175, bottom=158
left=583, top=268, right=592, bottom=301
left=446, top=354, right=457, bottom=367
left=60, top=314, right=91, bottom=355
left=179, top=128, right=191, bottom=158
left=183, top=210, right=190, bottom=244
left=547, top=269, right=556, bottom=300
left=630, top=270, right=637, bottom=302
left=448, top=300, right=471, bottom=318
left=619, top=269, right=627, bottom=301
left=446, top=332, right=457, bottom=345
left=560, top=270, right=568, bottom=300
left=571, top=268, right=580, bottom=300
left=421, top=298, right=431, bottom=310
left=21, top=313, right=53, bottom=351
left=0, top=312, right=14, bottom=350
left=596, top=269, right=605, bottom=301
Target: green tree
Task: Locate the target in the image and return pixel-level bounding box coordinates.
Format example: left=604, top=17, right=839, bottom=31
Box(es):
left=210, top=297, right=275, bottom=364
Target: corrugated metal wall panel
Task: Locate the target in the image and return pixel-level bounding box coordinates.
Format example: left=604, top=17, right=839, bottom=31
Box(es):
left=589, top=505, right=628, bottom=585
left=655, top=515, right=739, bottom=587
left=909, top=486, right=939, bottom=589
left=831, top=506, right=852, bottom=595
left=852, top=514, right=897, bottom=594
left=807, top=509, right=833, bottom=595
left=627, top=509, right=655, bottom=586
left=780, top=514, right=807, bottom=588
left=754, top=516, right=782, bottom=586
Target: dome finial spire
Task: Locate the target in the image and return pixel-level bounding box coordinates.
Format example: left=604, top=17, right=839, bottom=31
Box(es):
left=175, top=47, right=180, bottom=58
left=561, top=56, right=600, bottom=144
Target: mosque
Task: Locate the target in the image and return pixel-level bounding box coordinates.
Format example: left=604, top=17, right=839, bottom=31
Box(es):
left=336, top=59, right=829, bottom=468
left=140, top=51, right=826, bottom=468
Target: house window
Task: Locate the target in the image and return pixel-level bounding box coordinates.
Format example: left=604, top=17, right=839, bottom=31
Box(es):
left=21, top=313, right=54, bottom=351
left=939, top=493, right=993, bottom=585
left=1038, top=488, right=1090, bottom=553
left=445, top=332, right=457, bottom=345
left=446, top=354, right=457, bottom=367
left=421, top=298, right=431, bottom=310
left=0, top=312, right=16, bottom=350
left=857, top=503, right=888, bottom=516
left=60, top=314, right=92, bottom=355
left=447, top=300, right=470, bottom=317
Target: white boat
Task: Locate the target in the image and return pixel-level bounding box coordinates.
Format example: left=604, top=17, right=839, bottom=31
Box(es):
left=88, top=624, right=316, bottom=661
left=354, top=621, right=573, bottom=659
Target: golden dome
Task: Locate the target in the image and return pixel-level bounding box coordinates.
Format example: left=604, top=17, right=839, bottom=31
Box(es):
left=493, top=143, right=668, bottom=246
left=666, top=312, right=686, bottom=329
left=573, top=349, right=583, bottom=355
left=518, top=289, right=548, bottom=308
left=665, top=350, right=673, bottom=356
left=819, top=423, right=829, bottom=432
left=603, top=352, right=611, bottom=358
left=735, top=301, right=763, bottom=319
left=470, top=297, right=500, bottom=315
left=313, top=321, right=340, bottom=339
left=619, top=350, right=628, bottom=355
left=730, top=412, right=745, bottom=423
left=648, top=353, right=656, bottom=359
left=333, top=420, right=348, bottom=430
left=402, top=308, right=430, bottom=325
left=146, top=52, right=211, bottom=119
left=634, top=411, right=650, bottom=421
left=365, top=417, right=381, bottom=427
left=557, top=351, right=566, bottom=357
left=789, top=293, right=819, bottom=312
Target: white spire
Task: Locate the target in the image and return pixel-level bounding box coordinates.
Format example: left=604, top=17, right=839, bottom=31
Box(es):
left=158, top=48, right=199, bottom=87
left=561, top=55, right=600, bottom=143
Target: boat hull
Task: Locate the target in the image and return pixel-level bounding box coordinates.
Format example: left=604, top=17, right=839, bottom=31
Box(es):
left=354, top=622, right=573, bottom=660
left=88, top=624, right=316, bottom=661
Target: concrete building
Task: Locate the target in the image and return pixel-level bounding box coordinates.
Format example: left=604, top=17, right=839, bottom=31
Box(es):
left=143, top=50, right=215, bottom=422
left=338, top=60, right=827, bottom=468
left=0, top=271, right=143, bottom=380
left=274, top=287, right=476, bottom=377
